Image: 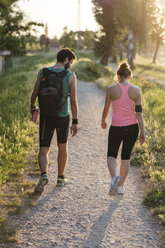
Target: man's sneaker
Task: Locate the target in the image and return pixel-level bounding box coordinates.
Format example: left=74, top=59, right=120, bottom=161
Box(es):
left=34, top=174, right=48, bottom=193
left=109, top=175, right=122, bottom=196
left=56, top=177, right=68, bottom=187
left=117, top=186, right=125, bottom=195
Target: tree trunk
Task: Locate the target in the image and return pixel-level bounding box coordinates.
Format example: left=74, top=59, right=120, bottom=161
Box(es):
left=127, top=31, right=135, bottom=69
left=112, top=56, right=117, bottom=63
left=119, top=42, right=124, bottom=61
left=152, top=36, right=160, bottom=64
left=100, top=54, right=109, bottom=65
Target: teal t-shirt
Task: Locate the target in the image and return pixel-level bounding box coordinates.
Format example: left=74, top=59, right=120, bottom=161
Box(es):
left=39, top=67, right=72, bottom=117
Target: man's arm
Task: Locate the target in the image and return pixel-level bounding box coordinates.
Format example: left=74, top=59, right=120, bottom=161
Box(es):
left=30, top=70, right=41, bottom=114
left=69, top=73, right=78, bottom=137
left=101, top=87, right=112, bottom=129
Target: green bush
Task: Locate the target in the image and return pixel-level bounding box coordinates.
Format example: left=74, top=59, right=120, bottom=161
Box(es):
left=0, top=52, right=56, bottom=185
left=72, top=58, right=113, bottom=82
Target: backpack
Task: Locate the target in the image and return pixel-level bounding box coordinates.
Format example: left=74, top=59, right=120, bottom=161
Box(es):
left=38, top=68, right=69, bottom=116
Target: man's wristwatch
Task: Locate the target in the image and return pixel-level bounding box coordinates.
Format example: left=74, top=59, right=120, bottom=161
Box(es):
left=72, top=118, right=78, bottom=125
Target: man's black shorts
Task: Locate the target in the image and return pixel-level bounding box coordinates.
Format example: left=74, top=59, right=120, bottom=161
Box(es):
left=39, top=115, right=70, bottom=147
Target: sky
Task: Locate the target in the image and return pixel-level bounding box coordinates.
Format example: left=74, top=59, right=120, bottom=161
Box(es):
left=17, top=0, right=99, bottom=39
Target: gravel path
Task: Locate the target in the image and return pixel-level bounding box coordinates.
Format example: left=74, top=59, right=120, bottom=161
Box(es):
left=3, top=81, right=163, bottom=248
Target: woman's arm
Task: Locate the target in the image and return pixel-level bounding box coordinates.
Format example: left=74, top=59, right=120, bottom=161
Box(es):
left=135, top=88, right=145, bottom=145
left=101, top=87, right=112, bottom=129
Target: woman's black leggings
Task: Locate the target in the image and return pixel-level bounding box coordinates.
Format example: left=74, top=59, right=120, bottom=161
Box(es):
left=107, top=124, right=139, bottom=160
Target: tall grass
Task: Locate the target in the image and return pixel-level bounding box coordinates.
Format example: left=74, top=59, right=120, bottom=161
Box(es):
left=134, top=54, right=165, bottom=80
left=0, top=51, right=58, bottom=242
left=0, top=52, right=57, bottom=185
left=132, top=78, right=165, bottom=213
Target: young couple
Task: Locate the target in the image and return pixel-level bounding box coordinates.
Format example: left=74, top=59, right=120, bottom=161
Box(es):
left=30, top=48, right=145, bottom=196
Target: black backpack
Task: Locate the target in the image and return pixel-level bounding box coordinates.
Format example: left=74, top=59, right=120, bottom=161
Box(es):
left=38, top=68, right=69, bottom=116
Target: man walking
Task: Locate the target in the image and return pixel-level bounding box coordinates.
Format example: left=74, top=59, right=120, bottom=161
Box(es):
left=30, top=48, right=78, bottom=193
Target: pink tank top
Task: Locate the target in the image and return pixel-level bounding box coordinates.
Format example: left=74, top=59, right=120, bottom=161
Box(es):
left=111, top=83, right=137, bottom=126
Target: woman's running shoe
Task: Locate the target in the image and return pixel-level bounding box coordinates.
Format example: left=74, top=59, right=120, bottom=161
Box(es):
left=109, top=175, right=122, bottom=196
left=117, top=185, right=125, bottom=195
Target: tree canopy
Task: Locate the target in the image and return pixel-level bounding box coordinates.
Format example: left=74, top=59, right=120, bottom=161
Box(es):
left=0, top=0, right=43, bottom=54
left=92, top=0, right=165, bottom=66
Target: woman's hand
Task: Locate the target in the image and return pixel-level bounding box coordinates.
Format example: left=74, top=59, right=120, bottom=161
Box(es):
left=101, top=120, right=107, bottom=129
left=101, top=87, right=111, bottom=129
left=139, top=131, right=145, bottom=145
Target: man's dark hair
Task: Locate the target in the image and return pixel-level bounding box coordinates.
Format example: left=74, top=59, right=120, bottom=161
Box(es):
left=57, top=47, right=76, bottom=63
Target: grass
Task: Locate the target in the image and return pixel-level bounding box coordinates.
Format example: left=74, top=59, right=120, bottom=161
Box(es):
left=0, top=51, right=58, bottom=243
left=134, top=54, right=165, bottom=80
left=72, top=57, right=114, bottom=82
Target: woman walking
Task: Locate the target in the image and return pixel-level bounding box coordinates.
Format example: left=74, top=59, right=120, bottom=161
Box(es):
left=101, top=61, right=145, bottom=195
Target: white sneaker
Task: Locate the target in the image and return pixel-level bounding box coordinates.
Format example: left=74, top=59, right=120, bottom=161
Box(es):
left=117, top=186, right=125, bottom=195
left=109, top=175, right=122, bottom=196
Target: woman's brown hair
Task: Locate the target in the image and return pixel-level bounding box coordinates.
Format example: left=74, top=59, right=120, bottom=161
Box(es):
left=117, top=61, right=132, bottom=80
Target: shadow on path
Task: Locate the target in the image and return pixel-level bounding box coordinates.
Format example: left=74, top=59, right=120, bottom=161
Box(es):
left=83, top=196, right=121, bottom=248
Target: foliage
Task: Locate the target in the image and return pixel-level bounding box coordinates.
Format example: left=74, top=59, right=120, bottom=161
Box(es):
left=0, top=52, right=57, bottom=185
left=131, top=79, right=165, bottom=221
left=92, top=0, right=165, bottom=66
left=71, top=57, right=113, bottom=82
left=0, top=51, right=58, bottom=242
left=0, top=0, right=43, bottom=55
left=92, top=0, right=120, bottom=65
left=82, top=30, right=95, bottom=50
left=59, top=27, right=95, bottom=51
left=39, top=34, right=49, bottom=50
left=150, top=0, right=165, bottom=63
left=60, top=27, right=76, bottom=50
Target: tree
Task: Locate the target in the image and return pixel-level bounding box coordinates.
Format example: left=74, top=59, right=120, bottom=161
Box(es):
left=115, top=0, right=150, bottom=68
left=92, top=0, right=119, bottom=65
left=92, top=0, right=160, bottom=68
left=44, top=23, right=49, bottom=50
left=60, top=27, right=76, bottom=49
left=150, top=0, right=165, bottom=63
left=0, top=0, right=43, bottom=54
left=83, top=30, right=95, bottom=50
left=39, top=34, right=47, bottom=50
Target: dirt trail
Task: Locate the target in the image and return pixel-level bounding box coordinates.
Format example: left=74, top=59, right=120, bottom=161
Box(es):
left=3, top=81, right=163, bottom=248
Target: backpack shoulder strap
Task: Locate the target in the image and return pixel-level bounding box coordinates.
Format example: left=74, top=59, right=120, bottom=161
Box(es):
left=42, top=67, right=55, bottom=79
left=57, top=69, right=69, bottom=79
